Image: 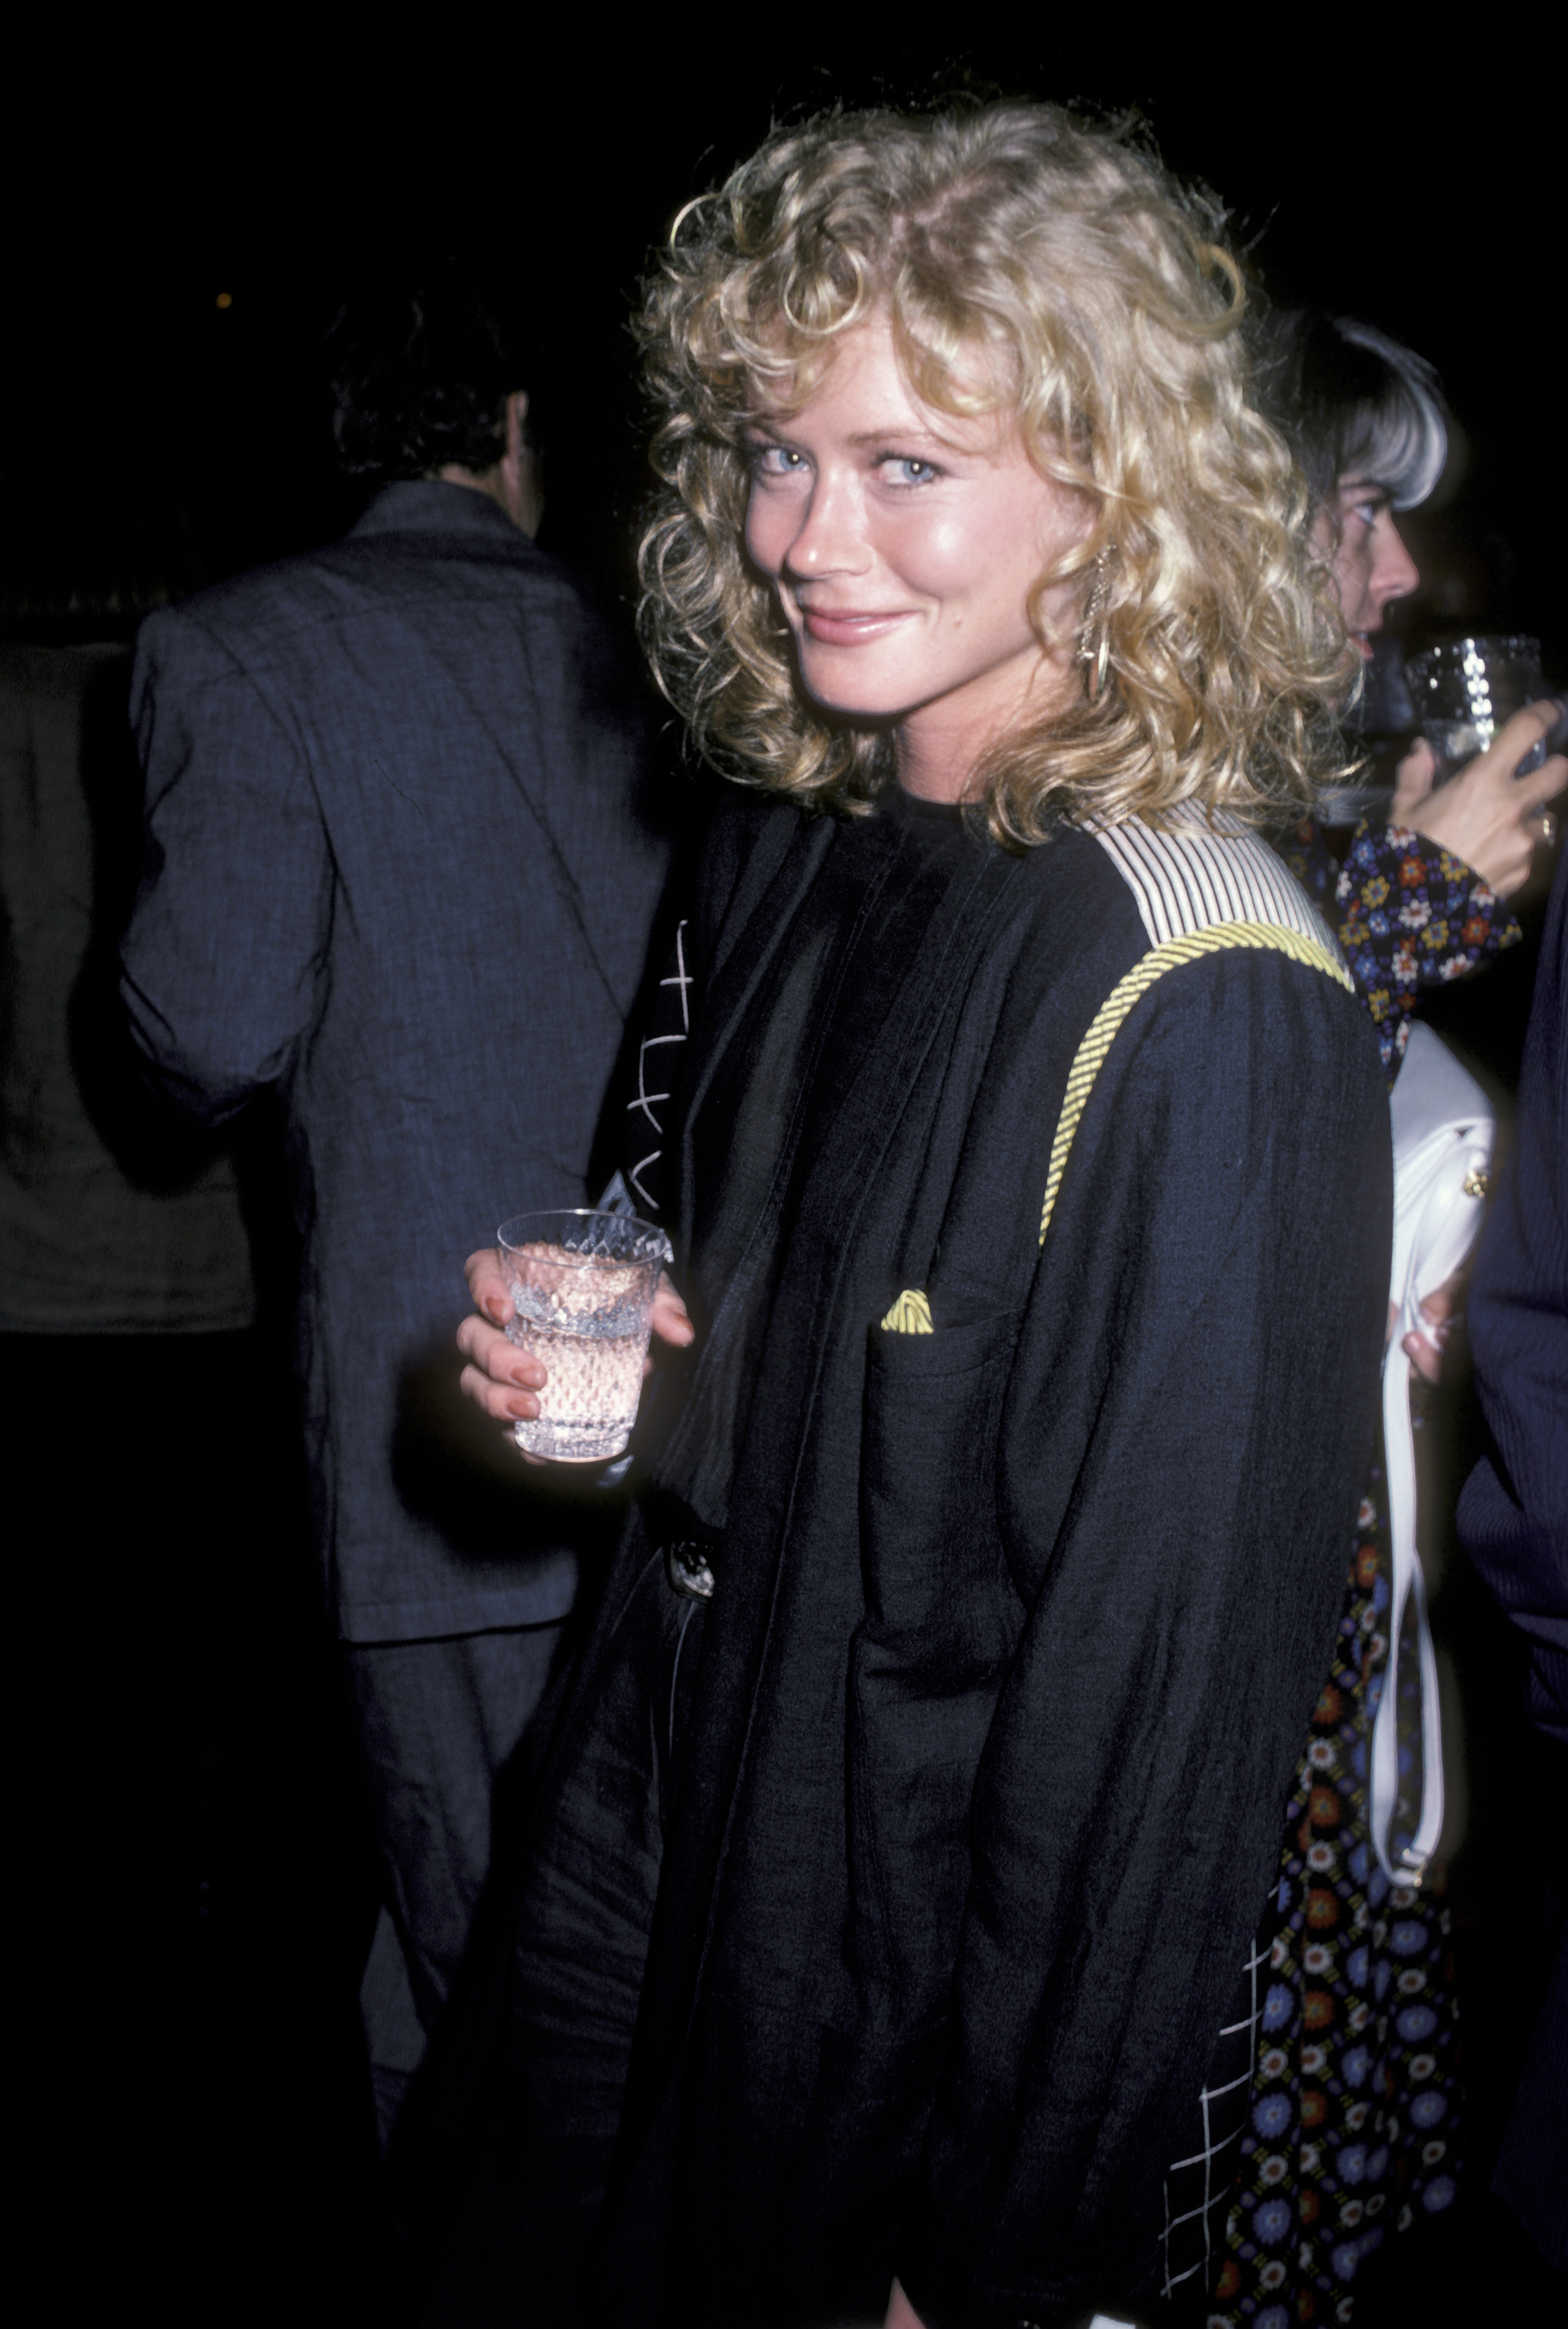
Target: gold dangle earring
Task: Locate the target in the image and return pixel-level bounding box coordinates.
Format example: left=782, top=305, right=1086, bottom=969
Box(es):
left=1079, top=546, right=1115, bottom=701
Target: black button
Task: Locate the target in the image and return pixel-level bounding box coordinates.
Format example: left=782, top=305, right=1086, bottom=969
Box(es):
left=665, top=1539, right=716, bottom=1602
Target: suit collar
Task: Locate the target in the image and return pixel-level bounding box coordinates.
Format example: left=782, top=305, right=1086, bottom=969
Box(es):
left=348, top=477, right=536, bottom=550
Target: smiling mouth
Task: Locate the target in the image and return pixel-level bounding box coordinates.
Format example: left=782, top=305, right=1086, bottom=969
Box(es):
left=798, top=606, right=915, bottom=645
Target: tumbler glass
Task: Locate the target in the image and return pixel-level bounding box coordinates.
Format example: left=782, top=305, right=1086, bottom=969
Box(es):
left=496, top=1208, right=671, bottom=1461
left=1407, top=635, right=1545, bottom=785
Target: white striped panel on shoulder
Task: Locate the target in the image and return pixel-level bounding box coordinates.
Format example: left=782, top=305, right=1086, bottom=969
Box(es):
left=1092, top=800, right=1340, bottom=958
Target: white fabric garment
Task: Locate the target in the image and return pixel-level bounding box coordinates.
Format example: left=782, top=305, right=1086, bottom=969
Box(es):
left=1375, top=1022, right=1497, bottom=1889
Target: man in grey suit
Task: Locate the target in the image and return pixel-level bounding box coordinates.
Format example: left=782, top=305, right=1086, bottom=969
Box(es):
left=120, top=277, right=672, bottom=2144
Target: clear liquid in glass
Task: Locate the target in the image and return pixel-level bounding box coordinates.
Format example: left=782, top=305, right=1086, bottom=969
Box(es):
left=503, top=1244, right=652, bottom=1460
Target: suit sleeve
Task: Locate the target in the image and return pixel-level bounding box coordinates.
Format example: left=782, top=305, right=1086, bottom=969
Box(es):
left=120, top=609, right=335, bottom=1125
left=1457, top=852, right=1568, bottom=1741
left=899, top=950, right=1390, bottom=2328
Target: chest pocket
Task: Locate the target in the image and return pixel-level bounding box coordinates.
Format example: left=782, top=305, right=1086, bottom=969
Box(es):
left=860, top=1305, right=1023, bottom=1633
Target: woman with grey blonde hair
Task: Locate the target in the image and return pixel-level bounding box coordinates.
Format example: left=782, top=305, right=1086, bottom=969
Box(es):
left=439, top=102, right=1393, bottom=2329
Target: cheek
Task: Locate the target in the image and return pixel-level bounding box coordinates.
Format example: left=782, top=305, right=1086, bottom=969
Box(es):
left=1331, top=540, right=1371, bottom=613
left=965, top=475, right=1085, bottom=626
left=890, top=504, right=1010, bottom=603
left=744, top=486, right=793, bottom=581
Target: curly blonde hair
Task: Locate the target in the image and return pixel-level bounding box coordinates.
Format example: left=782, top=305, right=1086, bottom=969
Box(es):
left=635, top=100, right=1355, bottom=842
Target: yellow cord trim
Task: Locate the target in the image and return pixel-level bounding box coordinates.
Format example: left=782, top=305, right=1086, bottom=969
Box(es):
left=1039, top=922, right=1353, bottom=1247
left=881, top=1288, right=935, bottom=1335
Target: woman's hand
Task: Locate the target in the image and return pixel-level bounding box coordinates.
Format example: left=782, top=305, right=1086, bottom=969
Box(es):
left=647, top=1272, right=697, bottom=1363
left=1387, top=1271, right=1464, bottom=1387
left=456, top=1249, right=696, bottom=1460
left=1389, top=700, right=1566, bottom=898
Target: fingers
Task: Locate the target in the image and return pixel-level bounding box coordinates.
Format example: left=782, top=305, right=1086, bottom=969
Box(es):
left=458, top=1359, right=543, bottom=1425
left=1408, top=710, right=1563, bottom=897
left=1441, top=703, right=1563, bottom=805
left=1516, top=753, right=1568, bottom=812
left=643, top=1274, right=696, bottom=1378
left=1389, top=738, right=1437, bottom=827
left=465, top=1247, right=515, bottom=1326
left=1419, top=1272, right=1463, bottom=1329
left=1403, top=1329, right=1444, bottom=1386
left=456, top=1263, right=694, bottom=1425
left=1492, top=696, right=1568, bottom=817
left=1402, top=1271, right=1466, bottom=1385
left=455, top=1310, right=546, bottom=1423
left=650, top=1273, right=696, bottom=1348
left=460, top=1248, right=543, bottom=1423
left=455, top=1311, right=544, bottom=1384
left=1490, top=699, right=1563, bottom=785
left=1403, top=1324, right=1448, bottom=1387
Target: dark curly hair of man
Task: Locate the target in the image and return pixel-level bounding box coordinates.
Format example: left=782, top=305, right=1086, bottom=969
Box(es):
left=326, top=270, right=534, bottom=481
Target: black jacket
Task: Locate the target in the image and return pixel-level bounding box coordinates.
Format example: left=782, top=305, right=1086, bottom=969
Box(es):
left=474, top=796, right=1391, bottom=2326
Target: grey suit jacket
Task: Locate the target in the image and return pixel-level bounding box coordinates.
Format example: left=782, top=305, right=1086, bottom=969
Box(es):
left=121, top=481, right=672, bottom=1639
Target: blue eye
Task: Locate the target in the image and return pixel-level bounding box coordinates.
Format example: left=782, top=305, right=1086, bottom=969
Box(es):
left=750, top=443, right=807, bottom=477
left=883, top=456, right=938, bottom=485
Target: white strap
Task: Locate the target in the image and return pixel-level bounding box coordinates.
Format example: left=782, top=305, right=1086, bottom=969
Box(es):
left=1370, top=1109, right=1493, bottom=1891
left=1372, top=1338, right=1447, bottom=1887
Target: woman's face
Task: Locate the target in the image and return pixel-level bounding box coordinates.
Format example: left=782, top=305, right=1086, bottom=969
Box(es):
left=1318, top=477, right=1420, bottom=657
left=743, top=316, right=1092, bottom=799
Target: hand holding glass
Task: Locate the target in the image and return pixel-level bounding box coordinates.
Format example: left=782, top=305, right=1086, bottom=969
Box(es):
left=1407, top=636, right=1566, bottom=785
left=494, top=1210, right=671, bottom=1461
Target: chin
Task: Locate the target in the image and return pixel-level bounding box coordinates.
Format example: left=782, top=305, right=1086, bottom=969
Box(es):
left=803, top=691, right=907, bottom=724
left=796, top=665, right=910, bottom=724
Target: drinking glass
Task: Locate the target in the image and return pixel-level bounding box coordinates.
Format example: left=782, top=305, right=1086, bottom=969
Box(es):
left=1407, top=635, right=1546, bottom=785
left=496, top=1208, right=671, bottom=1462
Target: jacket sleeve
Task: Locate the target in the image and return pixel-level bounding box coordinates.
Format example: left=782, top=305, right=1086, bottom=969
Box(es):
left=120, top=608, right=335, bottom=1125
left=1457, top=852, right=1568, bottom=1741
left=899, top=949, right=1391, bottom=2328
left=1335, top=820, right=1521, bottom=1081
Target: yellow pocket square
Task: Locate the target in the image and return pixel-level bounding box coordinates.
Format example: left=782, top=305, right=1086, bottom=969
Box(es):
left=879, top=1289, right=934, bottom=1335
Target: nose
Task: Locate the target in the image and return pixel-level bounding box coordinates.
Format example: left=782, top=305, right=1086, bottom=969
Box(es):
left=1372, top=512, right=1420, bottom=608
left=782, top=468, right=870, bottom=582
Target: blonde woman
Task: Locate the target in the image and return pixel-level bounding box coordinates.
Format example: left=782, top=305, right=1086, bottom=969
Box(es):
left=440, top=104, right=1392, bottom=2329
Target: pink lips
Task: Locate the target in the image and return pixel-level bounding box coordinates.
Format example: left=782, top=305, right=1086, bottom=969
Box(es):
left=800, top=606, right=913, bottom=645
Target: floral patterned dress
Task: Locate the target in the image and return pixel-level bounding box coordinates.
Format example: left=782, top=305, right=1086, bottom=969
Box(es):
left=1205, top=821, right=1519, bottom=2328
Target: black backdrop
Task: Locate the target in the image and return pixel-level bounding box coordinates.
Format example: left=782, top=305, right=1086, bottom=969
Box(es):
left=5, top=32, right=1556, bottom=2310
left=5, top=38, right=1563, bottom=2321
left=10, top=43, right=1564, bottom=673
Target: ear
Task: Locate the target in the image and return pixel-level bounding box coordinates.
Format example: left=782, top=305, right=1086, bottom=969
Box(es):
left=501, top=390, right=544, bottom=539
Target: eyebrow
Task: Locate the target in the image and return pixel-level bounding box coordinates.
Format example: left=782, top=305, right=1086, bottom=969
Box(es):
left=845, top=424, right=959, bottom=448
left=745, top=418, right=970, bottom=457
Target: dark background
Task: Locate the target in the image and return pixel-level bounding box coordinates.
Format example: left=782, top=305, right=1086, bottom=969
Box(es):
left=10, top=46, right=1564, bottom=672
left=5, top=39, right=1562, bottom=2327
